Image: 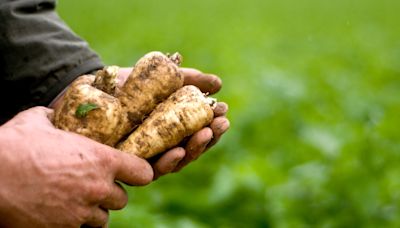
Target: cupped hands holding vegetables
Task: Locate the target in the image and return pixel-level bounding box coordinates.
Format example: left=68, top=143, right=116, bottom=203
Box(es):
left=0, top=52, right=229, bottom=228
left=0, top=107, right=153, bottom=227
left=118, top=64, right=229, bottom=178
left=118, top=66, right=230, bottom=178
left=52, top=52, right=230, bottom=179
left=127, top=66, right=229, bottom=178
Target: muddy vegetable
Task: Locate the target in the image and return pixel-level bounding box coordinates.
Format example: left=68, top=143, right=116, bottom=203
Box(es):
left=53, top=52, right=184, bottom=147
left=117, top=85, right=216, bottom=159
left=93, top=65, right=119, bottom=95
left=53, top=52, right=216, bottom=159
left=53, top=75, right=129, bottom=146
left=117, top=51, right=184, bottom=129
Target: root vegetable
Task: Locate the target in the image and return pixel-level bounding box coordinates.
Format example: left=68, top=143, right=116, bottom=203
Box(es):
left=53, top=75, right=130, bottom=146
left=93, top=65, right=119, bottom=95
left=117, top=85, right=216, bottom=159
left=117, top=51, right=184, bottom=129
left=53, top=51, right=184, bottom=147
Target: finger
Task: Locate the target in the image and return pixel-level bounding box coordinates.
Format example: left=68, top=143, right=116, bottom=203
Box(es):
left=181, top=68, right=222, bottom=94
left=29, top=106, right=55, bottom=125
left=174, top=128, right=213, bottom=172
left=117, top=67, right=132, bottom=87
left=213, top=102, right=229, bottom=117
left=23, top=106, right=53, bottom=119
left=5, top=106, right=54, bottom=127
left=84, top=208, right=109, bottom=228
left=206, top=117, right=230, bottom=149
left=153, top=147, right=185, bottom=180
left=113, top=151, right=154, bottom=186
left=99, top=182, right=128, bottom=210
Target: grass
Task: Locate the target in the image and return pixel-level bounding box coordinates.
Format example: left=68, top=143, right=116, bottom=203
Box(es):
left=59, top=0, right=400, bottom=227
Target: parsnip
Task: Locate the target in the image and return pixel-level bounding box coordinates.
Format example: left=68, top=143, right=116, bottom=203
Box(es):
left=93, top=65, right=119, bottom=95
left=53, top=52, right=184, bottom=146
left=117, top=51, right=184, bottom=129
left=53, top=75, right=130, bottom=146
left=117, top=85, right=216, bottom=159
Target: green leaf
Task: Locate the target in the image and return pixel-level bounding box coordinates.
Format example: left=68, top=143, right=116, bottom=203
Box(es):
left=75, top=103, right=99, bottom=118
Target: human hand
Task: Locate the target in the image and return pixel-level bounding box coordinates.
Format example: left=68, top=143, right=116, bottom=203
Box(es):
left=50, top=66, right=230, bottom=181
left=0, top=107, right=153, bottom=227
left=118, top=67, right=230, bottom=179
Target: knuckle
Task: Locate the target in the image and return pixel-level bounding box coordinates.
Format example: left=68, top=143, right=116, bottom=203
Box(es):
left=97, top=148, right=117, bottom=168
left=77, top=207, right=92, bottom=224
left=88, top=183, right=112, bottom=202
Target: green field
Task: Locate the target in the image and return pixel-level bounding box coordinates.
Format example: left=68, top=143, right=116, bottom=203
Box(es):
left=59, top=1, right=400, bottom=227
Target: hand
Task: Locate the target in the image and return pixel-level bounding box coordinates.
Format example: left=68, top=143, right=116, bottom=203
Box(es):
left=118, top=67, right=230, bottom=179
left=51, top=66, right=230, bottom=181
left=0, top=107, right=153, bottom=227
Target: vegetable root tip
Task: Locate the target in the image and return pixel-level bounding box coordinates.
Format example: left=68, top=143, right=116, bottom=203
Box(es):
left=168, top=52, right=182, bottom=66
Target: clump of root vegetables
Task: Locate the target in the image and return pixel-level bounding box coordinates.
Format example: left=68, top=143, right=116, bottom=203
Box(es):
left=53, top=52, right=216, bottom=159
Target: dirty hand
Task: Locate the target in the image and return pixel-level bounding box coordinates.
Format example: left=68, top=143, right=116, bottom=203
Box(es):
left=0, top=107, right=153, bottom=227
left=118, top=67, right=230, bottom=179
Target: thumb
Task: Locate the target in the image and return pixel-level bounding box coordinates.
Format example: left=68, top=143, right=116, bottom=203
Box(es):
left=27, top=106, right=55, bottom=126
left=3, top=106, right=54, bottom=127
left=111, top=149, right=154, bottom=186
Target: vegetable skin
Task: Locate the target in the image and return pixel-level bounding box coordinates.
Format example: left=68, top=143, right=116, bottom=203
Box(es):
left=53, top=52, right=184, bottom=146
left=53, top=75, right=130, bottom=146
left=117, top=85, right=215, bottom=159
left=116, top=51, right=184, bottom=129
left=93, top=66, right=119, bottom=95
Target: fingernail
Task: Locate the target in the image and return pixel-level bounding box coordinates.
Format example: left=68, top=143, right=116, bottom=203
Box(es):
left=173, top=158, right=181, bottom=165
left=203, top=138, right=212, bottom=147
left=172, top=157, right=182, bottom=166
left=218, top=119, right=230, bottom=132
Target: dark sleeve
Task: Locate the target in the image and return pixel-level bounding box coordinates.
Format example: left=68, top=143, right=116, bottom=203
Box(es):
left=0, top=0, right=104, bottom=124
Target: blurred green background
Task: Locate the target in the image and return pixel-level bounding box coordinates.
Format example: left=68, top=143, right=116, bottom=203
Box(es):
left=59, top=0, right=400, bottom=227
